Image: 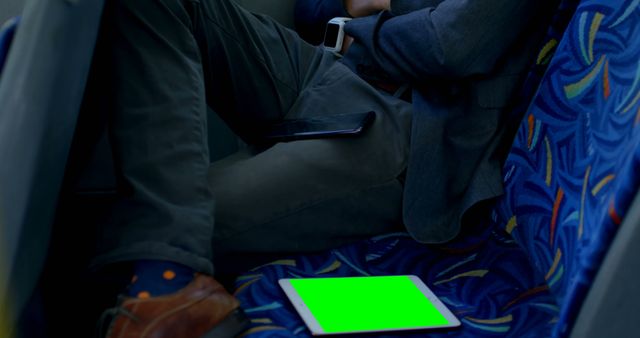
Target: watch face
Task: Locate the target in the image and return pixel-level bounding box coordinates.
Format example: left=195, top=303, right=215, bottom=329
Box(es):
left=323, top=23, right=340, bottom=48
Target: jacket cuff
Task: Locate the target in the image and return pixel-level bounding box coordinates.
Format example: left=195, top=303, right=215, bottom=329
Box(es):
left=343, top=11, right=402, bottom=81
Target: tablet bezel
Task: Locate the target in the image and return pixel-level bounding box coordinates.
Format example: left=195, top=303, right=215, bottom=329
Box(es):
left=278, top=275, right=461, bottom=336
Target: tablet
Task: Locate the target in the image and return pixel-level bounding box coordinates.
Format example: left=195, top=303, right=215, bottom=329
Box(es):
left=279, top=275, right=460, bottom=336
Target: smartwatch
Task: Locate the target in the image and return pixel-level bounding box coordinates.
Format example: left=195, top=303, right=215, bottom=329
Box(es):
left=323, top=17, right=352, bottom=54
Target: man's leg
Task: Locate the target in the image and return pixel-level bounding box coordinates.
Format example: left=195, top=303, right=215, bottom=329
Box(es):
left=210, top=61, right=412, bottom=265
left=91, top=0, right=343, bottom=336
left=93, top=0, right=255, bottom=336
left=184, top=1, right=412, bottom=264
left=94, top=0, right=410, bottom=333
left=93, top=0, right=330, bottom=275
left=192, top=0, right=336, bottom=140
left=92, top=1, right=266, bottom=337
left=92, top=0, right=215, bottom=274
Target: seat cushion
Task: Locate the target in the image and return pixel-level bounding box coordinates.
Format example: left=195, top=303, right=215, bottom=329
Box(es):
left=232, top=0, right=584, bottom=336
left=234, top=226, right=558, bottom=337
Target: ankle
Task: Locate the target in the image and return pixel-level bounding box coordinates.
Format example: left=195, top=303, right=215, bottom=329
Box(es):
left=126, top=260, right=196, bottom=298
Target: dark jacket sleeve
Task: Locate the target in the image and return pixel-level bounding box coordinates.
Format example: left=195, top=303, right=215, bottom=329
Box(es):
left=294, top=0, right=350, bottom=45
left=389, top=0, right=441, bottom=16
left=343, top=0, right=542, bottom=83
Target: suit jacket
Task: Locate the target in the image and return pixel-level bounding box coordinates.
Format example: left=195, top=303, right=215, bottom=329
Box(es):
left=295, top=0, right=558, bottom=243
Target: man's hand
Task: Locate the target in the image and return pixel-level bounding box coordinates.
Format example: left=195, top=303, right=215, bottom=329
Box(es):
left=341, top=34, right=354, bottom=55
left=344, top=0, right=390, bottom=17
left=339, top=0, right=390, bottom=55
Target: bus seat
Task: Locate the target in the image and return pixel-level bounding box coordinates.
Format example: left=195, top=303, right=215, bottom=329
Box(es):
left=232, top=0, right=640, bottom=337
left=0, top=0, right=105, bottom=335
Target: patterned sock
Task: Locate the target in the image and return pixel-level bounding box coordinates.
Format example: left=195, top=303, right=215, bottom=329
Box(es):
left=127, top=260, right=196, bottom=299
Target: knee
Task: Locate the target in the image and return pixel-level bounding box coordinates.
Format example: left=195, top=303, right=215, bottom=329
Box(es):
left=108, top=0, right=195, bottom=29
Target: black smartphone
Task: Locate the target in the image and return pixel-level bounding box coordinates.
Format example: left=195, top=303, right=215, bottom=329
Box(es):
left=262, top=111, right=376, bottom=142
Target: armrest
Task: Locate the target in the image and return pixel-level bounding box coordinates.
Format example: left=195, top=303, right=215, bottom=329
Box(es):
left=570, top=190, right=640, bottom=338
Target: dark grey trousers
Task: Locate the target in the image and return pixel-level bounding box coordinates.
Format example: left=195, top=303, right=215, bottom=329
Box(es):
left=91, top=0, right=412, bottom=274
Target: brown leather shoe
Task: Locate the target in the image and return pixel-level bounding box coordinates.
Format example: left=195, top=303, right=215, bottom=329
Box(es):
left=100, top=274, right=249, bottom=338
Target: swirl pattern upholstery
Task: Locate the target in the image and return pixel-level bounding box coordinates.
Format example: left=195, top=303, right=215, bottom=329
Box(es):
left=495, top=0, right=640, bottom=335
left=234, top=0, right=640, bottom=336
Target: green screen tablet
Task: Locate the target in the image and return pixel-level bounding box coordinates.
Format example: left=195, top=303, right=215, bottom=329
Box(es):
left=279, top=275, right=461, bottom=335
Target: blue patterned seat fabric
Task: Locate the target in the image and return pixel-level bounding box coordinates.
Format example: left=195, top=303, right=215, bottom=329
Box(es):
left=495, top=0, right=640, bottom=335
left=234, top=0, right=640, bottom=337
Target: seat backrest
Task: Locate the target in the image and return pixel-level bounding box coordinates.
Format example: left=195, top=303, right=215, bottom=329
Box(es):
left=0, top=0, right=24, bottom=25
left=494, top=0, right=640, bottom=335
left=0, top=0, right=105, bottom=325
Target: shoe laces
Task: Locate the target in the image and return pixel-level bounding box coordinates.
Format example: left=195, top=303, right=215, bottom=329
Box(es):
left=96, top=296, right=140, bottom=338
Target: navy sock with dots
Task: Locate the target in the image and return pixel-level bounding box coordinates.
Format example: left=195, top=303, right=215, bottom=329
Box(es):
left=127, top=260, right=196, bottom=299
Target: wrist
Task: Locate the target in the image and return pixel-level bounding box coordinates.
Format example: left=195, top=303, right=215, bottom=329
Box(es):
left=344, top=0, right=390, bottom=17
left=376, top=0, right=391, bottom=11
